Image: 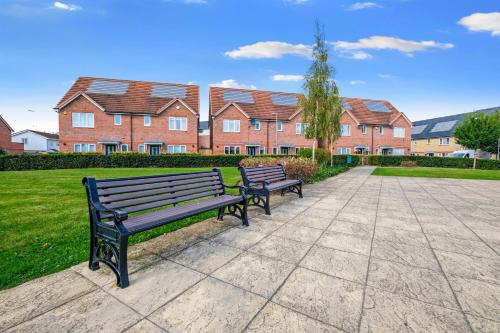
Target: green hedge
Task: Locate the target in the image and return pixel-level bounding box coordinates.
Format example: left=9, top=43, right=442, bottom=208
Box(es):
left=367, top=155, right=500, bottom=170
left=297, top=148, right=361, bottom=166
left=0, top=153, right=295, bottom=171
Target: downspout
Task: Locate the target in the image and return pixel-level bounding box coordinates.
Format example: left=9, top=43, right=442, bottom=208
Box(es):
left=371, top=125, right=374, bottom=154
left=266, top=121, right=270, bottom=154
left=130, top=114, right=133, bottom=151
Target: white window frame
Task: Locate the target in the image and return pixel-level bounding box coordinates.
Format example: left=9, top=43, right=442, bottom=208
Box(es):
left=337, top=147, right=351, bottom=154
left=138, top=144, right=145, bottom=153
left=393, top=148, right=405, bottom=156
left=72, top=113, right=94, bottom=128
left=167, top=145, right=187, bottom=154
left=114, top=114, right=122, bottom=126
left=439, top=137, right=450, bottom=145
left=21, top=137, right=28, bottom=144
left=73, top=143, right=96, bottom=152
left=144, top=115, right=151, bottom=127
left=168, top=117, right=187, bottom=131
left=340, top=124, right=351, bottom=137
left=120, top=144, right=128, bottom=152
left=379, top=126, right=384, bottom=135
left=277, top=121, right=283, bottom=132
left=393, top=127, right=405, bottom=138
left=223, top=119, right=240, bottom=133
left=258, top=146, right=266, bottom=155
left=360, top=124, right=366, bottom=135
left=224, top=146, right=240, bottom=154
left=254, top=119, right=260, bottom=130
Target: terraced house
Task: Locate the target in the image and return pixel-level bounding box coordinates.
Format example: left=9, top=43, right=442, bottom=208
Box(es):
left=209, top=87, right=412, bottom=156
left=411, top=107, right=499, bottom=157
left=55, top=77, right=200, bottom=154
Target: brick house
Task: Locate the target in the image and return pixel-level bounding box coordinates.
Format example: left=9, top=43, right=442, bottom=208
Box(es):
left=0, top=115, right=24, bottom=154
left=209, top=87, right=411, bottom=155
left=55, top=77, right=199, bottom=155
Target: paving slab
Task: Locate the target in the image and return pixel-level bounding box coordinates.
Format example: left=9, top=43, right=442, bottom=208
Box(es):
left=211, top=227, right=267, bottom=250
left=435, top=250, right=500, bottom=285
left=248, top=235, right=312, bottom=264
left=372, top=239, right=440, bottom=271
left=317, top=231, right=372, bottom=256
left=272, top=224, right=323, bottom=244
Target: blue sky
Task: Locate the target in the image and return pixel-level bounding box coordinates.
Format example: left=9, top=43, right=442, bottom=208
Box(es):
left=0, top=0, right=499, bottom=132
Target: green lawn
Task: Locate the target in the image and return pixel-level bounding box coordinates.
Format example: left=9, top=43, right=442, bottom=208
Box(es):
left=372, top=167, right=500, bottom=180
left=0, top=167, right=240, bottom=290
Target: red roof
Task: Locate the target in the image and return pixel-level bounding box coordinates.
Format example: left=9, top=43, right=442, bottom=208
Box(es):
left=55, top=77, right=199, bottom=114
left=210, top=87, right=407, bottom=125
left=0, top=115, right=14, bottom=132
left=29, top=130, right=59, bottom=139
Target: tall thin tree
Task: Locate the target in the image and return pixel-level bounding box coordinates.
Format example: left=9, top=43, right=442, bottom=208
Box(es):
left=300, top=20, right=342, bottom=163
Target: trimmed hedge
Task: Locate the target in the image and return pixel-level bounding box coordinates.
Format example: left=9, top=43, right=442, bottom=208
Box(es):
left=297, top=148, right=361, bottom=166
left=367, top=155, right=500, bottom=170
left=0, top=153, right=294, bottom=171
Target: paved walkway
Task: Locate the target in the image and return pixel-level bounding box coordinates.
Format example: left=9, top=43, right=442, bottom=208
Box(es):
left=1, top=166, right=499, bottom=332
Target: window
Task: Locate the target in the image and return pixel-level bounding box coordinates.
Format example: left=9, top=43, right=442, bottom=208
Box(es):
left=295, top=147, right=305, bottom=154
left=138, top=144, right=145, bottom=153
left=253, top=119, right=260, bottom=130
left=72, top=113, right=94, bottom=128
left=393, top=148, right=405, bottom=156
left=296, top=123, right=309, bottom=135
left=114, top=114, right=122, bottom=126
left=120, top=144, right=128, bottom=152
left=169, top=117, right=187, bottom=131
left=272, top=147, right=278, bottom=154
left=379, top=126, right=384, bottom=135
left=167, top=145, right=187, bottom=153
left=337, top=147, right=351, bottom=154
left=259, top=147, right=266, bottom=155
left=223, top=119, right=240, bottom=132
left=144, top=115, right=151, bottom=127
left=21, top=138, right=28, bottom=144
left=393, top=127, right=405, bottom=138
left=427, top=138, right=431, bottom=144
left=340, top=124, right=351, bottom=136
left=276, top=121, right=283, bottom=131
left=360, top=124, right=366, bottom=134
left=439, top=137, right=450, bottom=145
left=224, top=146, right=240, bottom=154
left=73, top=143, right=96, bottom=152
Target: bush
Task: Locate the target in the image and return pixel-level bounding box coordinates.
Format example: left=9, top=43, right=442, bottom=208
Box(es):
left=401, top=160, right=417, bottom=167
left=297, top=148, right=361, bottom=166
left=240, top=157, right=318, bottom=180
left=303, top=165, right=349, bottom=183
left=367, top=155, right=500, bottom=170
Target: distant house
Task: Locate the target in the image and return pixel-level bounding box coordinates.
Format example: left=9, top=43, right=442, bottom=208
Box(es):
left=11, top=130, right=59, bottom=153
left=411, top=107, right=499, bottom=157
left=0, top=115, right=23, bottom=154
left=198, top=121, right=210, bottom=150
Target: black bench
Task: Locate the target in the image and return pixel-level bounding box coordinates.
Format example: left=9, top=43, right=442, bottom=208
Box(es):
left=239, top=164, right=303, bottom=215
left=82, top=169, right=247, bottom=288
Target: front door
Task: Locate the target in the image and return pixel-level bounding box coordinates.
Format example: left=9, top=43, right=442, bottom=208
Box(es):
left=104, top=144, right=117, bottom=155
left=280, top=147, right=290, bottom=155
left=247, top=146, right=257, bottom=156
left=381, top=148, right=390, bottom=156
left=149, top=145, right=161, bottom=156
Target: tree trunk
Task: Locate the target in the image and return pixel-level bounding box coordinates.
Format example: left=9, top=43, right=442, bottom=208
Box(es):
left=312, top=140, right=316, bottom=163
left=312, top=101, right=318, bottom=163
left=330, top=135, right=333, bottom=167
left=473, top=156, right=477, bottom=169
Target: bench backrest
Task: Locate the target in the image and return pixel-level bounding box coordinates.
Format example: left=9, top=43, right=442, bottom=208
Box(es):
left=83, top=169, right=225, bottom=217
left=239, top=165, right=286, bottom=187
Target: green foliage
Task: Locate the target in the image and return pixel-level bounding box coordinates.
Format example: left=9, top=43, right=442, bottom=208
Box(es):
left=367, top=154, right=500, bottom=170
left=0, top=148, right=6, bottom=156
left=240, top=157, right=318, bottom=180
left=454, top=111, right=500, bottom=154
left=372, top=167, right=500, bottom=180
left=303, top=165, right=349, bottom=183
left=0, top=153, right=291, bottom=171
left=297, top=148, right=361, bottom=166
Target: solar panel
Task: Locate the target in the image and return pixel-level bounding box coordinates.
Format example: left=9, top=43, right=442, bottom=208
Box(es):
left=430, top=120, right=457, bottom=132
left=151, top=85, right=187, bottom=98
left=271, top=94, right=298, bottom=106
left=363, top=100, right=390, bottom=113
left=222, top=90, right=254, bottom=104
left=342, top=98, right=352, bottom=111
left=412, top=125, right=427, bottom=135
left=87, top=80, right=129, bottom=95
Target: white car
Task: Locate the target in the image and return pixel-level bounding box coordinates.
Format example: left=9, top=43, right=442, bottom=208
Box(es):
left=451, top=150, right=490, bottom=159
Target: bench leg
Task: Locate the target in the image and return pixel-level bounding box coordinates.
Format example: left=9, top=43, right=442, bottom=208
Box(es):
left=217, top=207, right=224, bottom=221
left=265, top=193, right=271, bottom=215
left=89, top=235, right=100, bottom=271
left=118, top=236, right=129, bottom=288
left=298, top=182, right=303, bottom=198
left=242, top=200, right=249, bottom=226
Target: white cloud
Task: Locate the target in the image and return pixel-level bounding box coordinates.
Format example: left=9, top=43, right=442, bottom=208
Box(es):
left=350, top=80, right=366, bottom=85
left=53, top=1, right=81, bottom=11
left=458, top=12, right=500, bottom=37
left=334, top=36, right=454, bottom=54
left=225, top=41, right=312, bottom=59
left=347, top=2, right=380, bottom=11
left=209, top=79, right=256, bottom=90
left=378, top=74, right=393, bottom=79
left=351, top=51, right=372, bottom=60
left=271, top=74, right=304, bottom=82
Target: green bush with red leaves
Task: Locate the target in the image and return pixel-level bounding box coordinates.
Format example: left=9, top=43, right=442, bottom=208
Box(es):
left=240, top=157, right=319, bottom=181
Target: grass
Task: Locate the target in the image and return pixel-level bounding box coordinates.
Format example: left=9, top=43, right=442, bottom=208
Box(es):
left=0, top=167, right=241, bottom=290
left=372, top=167, right=500, bottom=180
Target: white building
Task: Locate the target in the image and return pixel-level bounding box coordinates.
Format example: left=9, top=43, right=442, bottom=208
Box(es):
left=12, top=130, right=59, bottom=153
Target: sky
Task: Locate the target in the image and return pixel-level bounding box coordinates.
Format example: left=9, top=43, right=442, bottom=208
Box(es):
left=0, top=0, right=499, bottom=132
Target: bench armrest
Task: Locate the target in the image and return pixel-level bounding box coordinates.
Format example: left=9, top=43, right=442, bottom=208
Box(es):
left=90, top=201, right=128, bottom=223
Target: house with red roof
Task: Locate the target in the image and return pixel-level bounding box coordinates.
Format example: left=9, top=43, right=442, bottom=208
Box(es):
left=55, top=77, right=200, bottom=155
left=209, top=87, right=412, bottom=156
left=0, top=115, right=24, bottom=154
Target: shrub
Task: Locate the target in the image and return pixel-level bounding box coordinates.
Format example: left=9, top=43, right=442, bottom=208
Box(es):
left=240, top=157, right=318, bottom=180
left=367, top=155, right=500, bottom=170
left=303, top=165, right=349, bottom=183
left=297, top=148, right=361, bottom=166
left=401, top=160, right=417, bottom=167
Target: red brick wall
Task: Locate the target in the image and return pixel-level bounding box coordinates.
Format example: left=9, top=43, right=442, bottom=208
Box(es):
left=58, top=96, right=198, bottom=153
left=211, top=106, right=315, bottom=154
left=0, top=119, right=23, bottom=154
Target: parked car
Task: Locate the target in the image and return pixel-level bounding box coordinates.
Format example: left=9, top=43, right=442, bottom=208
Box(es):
left=451, top=150, right=491, bottom=159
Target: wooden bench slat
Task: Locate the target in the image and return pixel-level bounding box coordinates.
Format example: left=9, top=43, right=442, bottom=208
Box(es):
left=97, top=176, right=221, bottom=196
left=96, top=171, right=218, bottom=188
left=247, top=170, right=286, bottom=180
left=250, top=175, right=286, bottom=183
left=245, top=167, right=282, bottom=175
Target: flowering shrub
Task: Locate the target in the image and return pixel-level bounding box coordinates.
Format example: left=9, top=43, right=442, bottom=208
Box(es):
left=240, top=157, right=318, bottom=180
